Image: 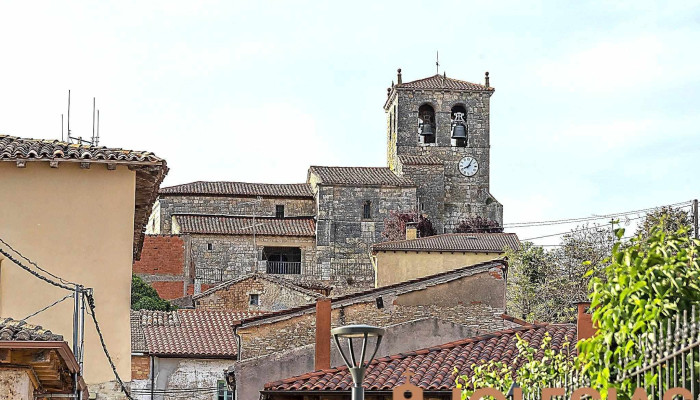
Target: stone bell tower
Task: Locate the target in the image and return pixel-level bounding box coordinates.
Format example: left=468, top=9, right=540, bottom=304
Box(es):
left=384, top=68, right=503, bottom=233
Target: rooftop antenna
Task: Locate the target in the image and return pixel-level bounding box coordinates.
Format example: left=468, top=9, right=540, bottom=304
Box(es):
left=64, top=90, right=98, bottom=146
left=67, top=90, right=71, bottom=140
left=95, top=109, right=100, bottom=146
left=61, top=114, right=64, bottom=142
left=436, top=51, right=440, bottom=75
left=91, top=97, right=96, bottom=145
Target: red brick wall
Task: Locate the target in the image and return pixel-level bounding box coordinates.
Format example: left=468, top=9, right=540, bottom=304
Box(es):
left=151, top=281, right=186, bottom=300
left=131, top=355, right=150, bottom=380
left=133, top=235, right=185, bottom=275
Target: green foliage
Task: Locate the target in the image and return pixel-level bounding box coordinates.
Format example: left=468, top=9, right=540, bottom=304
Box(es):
left=577, top=224, right=700, bottom=398
left=456, top=333, right=574, bottom=399
left=506, top=226, right=610, bottom=323
left=131, top=275, right=175, bottom=311
left=635, top=206, right=694, bottom=239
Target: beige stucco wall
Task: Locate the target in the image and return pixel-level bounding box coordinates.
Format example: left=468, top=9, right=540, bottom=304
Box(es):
left=374, top=250, right=502, bottom=287
left=0, top=161, right=134, bottom=385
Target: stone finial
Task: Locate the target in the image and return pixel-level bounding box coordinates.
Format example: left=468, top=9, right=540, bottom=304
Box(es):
left=387, top=87, right=391, bottom=97
left=397, top=68, right=402, bottom=85
left=485, top=71, right=490, bottom=87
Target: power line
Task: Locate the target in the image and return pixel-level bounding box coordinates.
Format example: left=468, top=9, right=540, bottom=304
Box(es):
left=22, top=293, right=74, bottom=321
left=0, top=236, right=79, bottom=287
left=85, top=291, right=135, bottom=400
left=0, top=244, right=74, bottom=291
left=504, top=200, right=692, bottom=228
left=520, top=215, right=646, bottom=241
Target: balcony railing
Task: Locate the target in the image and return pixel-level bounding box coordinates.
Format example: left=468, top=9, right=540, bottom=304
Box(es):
left=195, top=267, right=224, bottom=284
left=264, top=261, right=302, bottom=275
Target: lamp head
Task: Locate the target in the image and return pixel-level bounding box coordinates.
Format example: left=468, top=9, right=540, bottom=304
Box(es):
left=331, top=325, right=386, bottom=387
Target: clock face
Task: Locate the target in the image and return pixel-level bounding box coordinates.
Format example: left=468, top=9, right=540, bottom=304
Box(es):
left=458, top=156, right=479, bottom=177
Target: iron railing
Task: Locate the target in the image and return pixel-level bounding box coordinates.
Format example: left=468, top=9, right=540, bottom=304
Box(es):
left=195, top=267, right=224, bottom=284
left=264, top=261, right=302, bottom=275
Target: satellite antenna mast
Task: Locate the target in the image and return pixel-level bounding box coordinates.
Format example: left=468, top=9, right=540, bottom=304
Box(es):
left=95, top=109, right=100, bottom=146
left=67, top=90, right=71, bottom=141
left=61, top=114, right=64, bottom=141
left=91, top=97, right=96, bottom=145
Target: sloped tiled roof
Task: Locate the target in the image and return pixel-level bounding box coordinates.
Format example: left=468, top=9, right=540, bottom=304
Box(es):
left=397, top=74, right=493, bottom=92
left=308, top=166, right=414, bottom=187
left=173, top=215, right=316, bottom=237
left=131, top=309, right=265, bottom=357
left=263, top=324, right=576, bottom=393
left=192, top=273, right=323, bottom=301
left=0, top=135, right=168, bottom=260
left=372, top=233, right=520, bottom=253
left=0, top=317, right=63, bottom=341
left=0, top=135, right=163, bottom=163
left=237, top=260, right=505, bottom=327
left=398, top=155, right=444, bottom=166
left=160, top=181, right=313, bottom=198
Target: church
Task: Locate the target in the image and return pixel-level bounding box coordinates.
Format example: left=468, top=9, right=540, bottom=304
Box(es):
left=146, top=69, right=503, bottom=292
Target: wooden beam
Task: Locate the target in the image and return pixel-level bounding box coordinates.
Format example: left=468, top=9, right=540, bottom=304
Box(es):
left=0, top=348, right=10, bottom=363
left=80, top=162, right=90, bottom=169
left=49, top=160, right=59, bottom=168
left=16, top=160, right=26, bottom=168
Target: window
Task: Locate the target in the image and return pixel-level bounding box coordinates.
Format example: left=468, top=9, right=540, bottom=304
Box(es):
left=418, top=104, right=436, bottom=144
left=249, top=293, right=260, bottom=306
left=363, top=201, right=372, bottom=219
left=275, top=205, right=285, bottom=218
left=207, top=243, right=213, bottom=251
left=217, top=380, right=233, bottom=400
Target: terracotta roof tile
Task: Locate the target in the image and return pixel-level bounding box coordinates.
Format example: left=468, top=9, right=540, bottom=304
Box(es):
left=131, top=309, right=265, bottom=357
left=264, top=324, right=576, bottom=392
left=0, top=317, right=63, bottom=341
left=173, top=215, right=316, bottom=237
left=372, top=233, right=520, bottom=253
left=160, top=181, right=313, bottom=198
left=0, top=135, right=168, bottom=260
left=397, top=74, right=493, bottom=92
left=309, top=166, right=414, bottom=187
left=0, top=135, right=163, bottom=163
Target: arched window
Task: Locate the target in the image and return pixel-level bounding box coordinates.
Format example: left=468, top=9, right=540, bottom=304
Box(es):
left=418, top=104, right=436, bottom=144
left=451, top=104, right=468, bottom=147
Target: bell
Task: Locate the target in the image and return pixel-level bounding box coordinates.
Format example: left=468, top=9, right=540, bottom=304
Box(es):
left=419, top=122, right=435, bottom=136
left=451, top=123, right=467, bottom=139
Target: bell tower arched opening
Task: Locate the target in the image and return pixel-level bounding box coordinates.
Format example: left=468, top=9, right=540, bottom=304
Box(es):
left=418, top=104, right=436, bottom=144
left=450, top=104, right=468, bottom=147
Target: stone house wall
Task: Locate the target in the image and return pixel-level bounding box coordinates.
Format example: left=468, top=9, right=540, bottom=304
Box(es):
left=189, top=234, right=317, bottom=282
left=153, top=195, right=315, bottom=234
left=237, top=268, right=506, bottom=359
left=130, top=358, right=234, bottom=400
left=194, top=275, right=319, bottom=312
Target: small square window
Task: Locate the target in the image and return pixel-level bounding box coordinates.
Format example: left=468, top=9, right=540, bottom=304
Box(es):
left=207, top=243, right=213, bottom=251
left=249, top=293, right=260, bottom=306
left=276, top=205, right=285, bottom=218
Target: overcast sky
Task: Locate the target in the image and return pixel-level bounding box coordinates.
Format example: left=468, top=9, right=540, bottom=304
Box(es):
left=1, top=1, right=698, bottom=244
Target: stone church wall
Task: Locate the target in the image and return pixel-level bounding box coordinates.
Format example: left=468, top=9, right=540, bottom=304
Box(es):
left=314, top=184, right=416, bottom=267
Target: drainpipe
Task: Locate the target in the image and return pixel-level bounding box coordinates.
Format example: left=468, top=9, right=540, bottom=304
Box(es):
left=150, top=355, right=155, bottom=400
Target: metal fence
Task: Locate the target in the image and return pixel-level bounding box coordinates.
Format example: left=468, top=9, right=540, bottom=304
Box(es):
left=264, top=261, right=302, bottom=275
left=195, top=267, right=224, bottom=284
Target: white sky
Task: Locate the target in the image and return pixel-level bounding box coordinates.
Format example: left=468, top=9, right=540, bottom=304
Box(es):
left=1, top=1, right=698, bottom=245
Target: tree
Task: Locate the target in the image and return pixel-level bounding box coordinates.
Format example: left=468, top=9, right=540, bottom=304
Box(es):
left=131, top=275, right=175, bottom=311
left=578, top=224, right=700, bottom=398
left=381, top=210, right=437, bottom=241
left=506, top=224, right=610, bottom=323
left=454, top=216, right=503, bottom=233
left=635, top=205, right=694, bottom=239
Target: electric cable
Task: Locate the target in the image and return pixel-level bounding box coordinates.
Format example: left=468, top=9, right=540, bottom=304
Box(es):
left=22, top=293, right=74, bottom=321
left=0, top=245, right=74, bottom=291
left=0, top=236, right=79, bottom=286
left=520, top=215, right=646, bottom=241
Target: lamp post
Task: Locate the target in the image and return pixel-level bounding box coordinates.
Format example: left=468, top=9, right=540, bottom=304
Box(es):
left=331, top=325, right=386, bottom=400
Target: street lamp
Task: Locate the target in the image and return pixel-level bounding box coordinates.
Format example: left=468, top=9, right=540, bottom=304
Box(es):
left=331, top=324, right=386, bottom=400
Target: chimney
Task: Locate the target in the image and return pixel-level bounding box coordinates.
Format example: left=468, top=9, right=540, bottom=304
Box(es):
left=576, top=302, right=595, bottom=341
left=406, top=222, right=418, bottom=240
left=315, top=297, right=331, bottom=370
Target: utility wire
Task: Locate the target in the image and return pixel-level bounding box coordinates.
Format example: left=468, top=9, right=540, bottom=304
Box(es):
left=85, top=291, right=134, bottom=400
left=520, top=215, right=646, bottom=241
left=22, top=293, right=74, bottom=321
left=0, top=236, right=79, bottom=286
left=0, top=245, right=74, bottom=291
left=504, top=200, right=692, bottom=228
